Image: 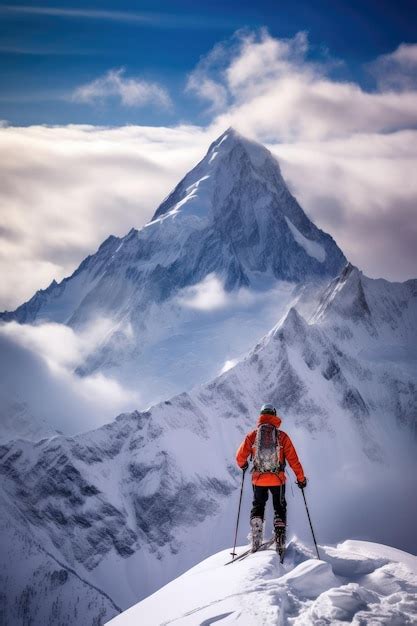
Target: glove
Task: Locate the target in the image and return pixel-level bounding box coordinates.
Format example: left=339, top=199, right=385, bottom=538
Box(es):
left=241, top=462, right=249, bottom=472
left=297, top=478, right=307, bottom=489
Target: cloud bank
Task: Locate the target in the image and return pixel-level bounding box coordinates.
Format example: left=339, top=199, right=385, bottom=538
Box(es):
left=0, top=124, right=207, bottom=309
left=0, top=319, right=140, bottom=436
left=1, top=30, right=417, bottom=313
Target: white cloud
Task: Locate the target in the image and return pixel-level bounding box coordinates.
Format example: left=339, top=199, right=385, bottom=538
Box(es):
left=186, top=75, right=228, bottom=112
left=0, top=123, right=211, bottom=309
left=178, top=273, right=255, bottom=311
left=225, top=29, right=310, bottom=92
left=178, top=274, right=231, bottom=311
left=193, top=30, right=417, bottom=141
left=270, top=130, right=417, bottom=280
left=370, top=43, right=417, bottom=91
left=72, top=68, right=172, bottom=108
left=0, top=319, right=140, bottom=435
left=186, top=42, right=229, bottom=112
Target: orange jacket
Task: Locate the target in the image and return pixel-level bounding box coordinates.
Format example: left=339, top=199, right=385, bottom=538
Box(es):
left=236, top=413, right=305, bottom=486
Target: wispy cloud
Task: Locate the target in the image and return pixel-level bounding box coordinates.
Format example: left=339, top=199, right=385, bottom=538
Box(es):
left=186, top=42, right=230, bottom=112
left=0, top=5, right=237, bottom=29
left=72, top=68, right=172, bottom=109
left=0, top=43, right=94, bottom=56
left=369, top=43, right=417, bottom=91
left=2, top=5, right=156, bottom=23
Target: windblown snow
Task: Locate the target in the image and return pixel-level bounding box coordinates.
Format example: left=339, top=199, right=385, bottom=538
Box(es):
left=285, top=217, right=326, bottom=263
left=108, top=539, right=417, bottom=625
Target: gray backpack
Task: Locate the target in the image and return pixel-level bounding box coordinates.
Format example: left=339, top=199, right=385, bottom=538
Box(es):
left=253, top=423, right=282, bottom=473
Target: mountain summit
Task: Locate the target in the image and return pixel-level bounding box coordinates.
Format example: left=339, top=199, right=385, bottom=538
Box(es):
left=150, top=127, right=345, bottom=286
left=2, top=128, right=345, bottom=325
left=0, top=129, right=346, bottom=408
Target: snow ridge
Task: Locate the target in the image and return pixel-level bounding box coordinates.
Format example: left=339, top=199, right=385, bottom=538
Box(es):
left=107, top=539, right=417, bottom=625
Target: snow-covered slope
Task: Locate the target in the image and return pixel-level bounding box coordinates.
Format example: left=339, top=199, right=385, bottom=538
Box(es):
left=0, top=399, right=58, bottom=444
left=107, top=539, right=417, bottom=625
left=0, top=128, right=346, bottom=415
left=1, top=265, right=416, bottom=624
left=0, top=490, right=120, bottom=625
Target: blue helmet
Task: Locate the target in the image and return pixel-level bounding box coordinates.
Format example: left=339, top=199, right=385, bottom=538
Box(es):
left=260, top=402, right=276, bottom=416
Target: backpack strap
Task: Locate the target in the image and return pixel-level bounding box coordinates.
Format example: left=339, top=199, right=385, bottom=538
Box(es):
left=277, top=430, right=286, bottom=473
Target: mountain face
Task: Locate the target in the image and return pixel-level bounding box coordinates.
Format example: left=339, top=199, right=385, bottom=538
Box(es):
left=0, top=490, right=120, bottom=626
left=1, top=265, right=416, bottom=624
left=0, top=129, right=346, bottom=412
left=2, top=128, right=345, bottom=324
left=108, top=539, right=417, bottom=626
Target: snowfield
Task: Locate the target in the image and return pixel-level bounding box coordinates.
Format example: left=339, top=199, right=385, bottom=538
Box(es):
left=107, top=539, right=417, bottom=625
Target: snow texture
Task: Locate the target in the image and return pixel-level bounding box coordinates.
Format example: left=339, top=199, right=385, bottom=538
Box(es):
left=107, top=539, right=417, bottom=625
left=0, top=491, right=120, bottom=625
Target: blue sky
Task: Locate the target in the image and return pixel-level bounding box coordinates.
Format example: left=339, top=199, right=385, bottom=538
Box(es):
left=1, top=0, right=417, bottom=126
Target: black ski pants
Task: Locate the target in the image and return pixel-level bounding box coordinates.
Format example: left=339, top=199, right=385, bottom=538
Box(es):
left=251, top=484, right=287, bottom=524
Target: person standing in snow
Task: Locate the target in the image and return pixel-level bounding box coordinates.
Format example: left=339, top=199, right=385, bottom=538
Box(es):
left=236, top=403, right=307, bottom=554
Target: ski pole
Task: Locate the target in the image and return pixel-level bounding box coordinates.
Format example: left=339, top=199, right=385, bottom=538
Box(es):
left=231, top=468, right=246, bottom=559
left=300, top=487, right=320, bottom=560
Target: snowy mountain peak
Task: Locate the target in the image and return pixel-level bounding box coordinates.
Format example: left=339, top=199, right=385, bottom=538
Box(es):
left=0, top=131, right=346, bottom=405
left=310, top=263, right=370, bottom=324
left=152, top=127, right=284, bottom=223
left=206, top=126, right=273, bottom=169
left=146, top=129, right=345, bottom=290
left=2, top=130, right=346, bottom=322
left=273, top=306, right=308, bottom=343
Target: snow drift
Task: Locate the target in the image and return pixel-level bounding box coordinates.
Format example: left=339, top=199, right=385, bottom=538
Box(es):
left=107, top=539, right=417, bottom=625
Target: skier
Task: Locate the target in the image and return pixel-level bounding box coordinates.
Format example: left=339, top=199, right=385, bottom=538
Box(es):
left=236, top=403, right=307, bottom=556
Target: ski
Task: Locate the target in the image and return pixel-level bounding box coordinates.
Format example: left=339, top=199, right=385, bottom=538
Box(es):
left=225, top=538, right=275, bottom=565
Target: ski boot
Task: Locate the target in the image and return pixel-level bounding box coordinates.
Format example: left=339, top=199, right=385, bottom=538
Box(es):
left=274, top=517, right=286, bottom=563
left=250, top=517, right=263, bottom=552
